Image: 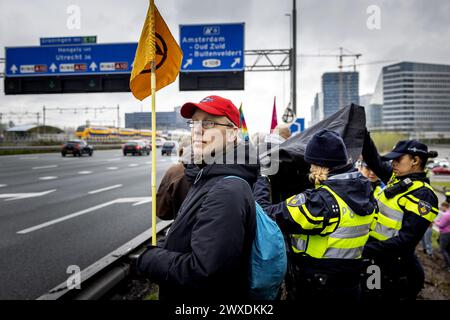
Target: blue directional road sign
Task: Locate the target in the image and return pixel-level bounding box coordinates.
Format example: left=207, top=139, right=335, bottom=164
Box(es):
left=290, top=118, right=305, bottom=135
left=40, top=36, right=97, bottom=46
left=5, top=43, right=137, bottom=77
left=180, top=23, right=244, bottom=72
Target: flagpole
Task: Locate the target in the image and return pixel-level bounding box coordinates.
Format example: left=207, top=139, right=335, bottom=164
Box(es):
left=150, top=0, right=157, bottom=246
left=130, top=0, right=181, bottom=246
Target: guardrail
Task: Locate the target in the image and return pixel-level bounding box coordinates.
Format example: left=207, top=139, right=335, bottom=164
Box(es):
left=0, top=144, right=123, bottom=155
left=38, top=220, right=172, bottom=300
left=0, top=145, right=63, bottom=150
left=0, top=144, right=123, bottom=150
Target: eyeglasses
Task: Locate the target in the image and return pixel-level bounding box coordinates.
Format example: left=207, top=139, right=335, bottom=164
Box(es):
left=186, top=120, right=235, bottom=129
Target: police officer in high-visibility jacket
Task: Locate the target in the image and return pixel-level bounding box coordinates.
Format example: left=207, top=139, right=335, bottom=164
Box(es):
left=361, top=130, right=439, bottom=300
left=254, top=129, right=377, bottom=301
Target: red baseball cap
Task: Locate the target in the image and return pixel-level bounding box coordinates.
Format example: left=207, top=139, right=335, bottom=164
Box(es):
left=180, top=95, right=240, bottom=127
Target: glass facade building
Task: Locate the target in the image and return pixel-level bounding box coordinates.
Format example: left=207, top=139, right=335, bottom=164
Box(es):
left=322, top=72, right=359, bottom=118
left=365, top=73, right=384, bottom=130
left=382, top=62, right=450, bottom=132
left=310, top=92, right=323, bottom=126
left=125, top=107, right=185, bottom=130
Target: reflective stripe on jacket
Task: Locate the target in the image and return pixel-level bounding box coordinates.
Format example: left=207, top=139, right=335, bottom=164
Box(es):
left=370, top=179, right=439, bottom=241
left=287, top=184, right=376, bottom=259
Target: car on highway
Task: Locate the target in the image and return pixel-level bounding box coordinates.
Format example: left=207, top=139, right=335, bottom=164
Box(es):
left=427, top=158, right=450, bottom=169
left=438, top=158, right=450, bottom=167
left=156, top=137, right=166, bottom=148
left=139, top=139, right=152, bottom=151
left=122, top=140, right=150, bottom=156
left=432, top=165, right=450, bottom=175
left=61, top=140, right=94, bottom=157
left=161, top=141, right=179, bottom=156
left=427, top=160, right=439, bottom=169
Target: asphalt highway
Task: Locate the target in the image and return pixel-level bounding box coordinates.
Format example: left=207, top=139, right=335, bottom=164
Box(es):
left=0, top=149, right=178, bottom=299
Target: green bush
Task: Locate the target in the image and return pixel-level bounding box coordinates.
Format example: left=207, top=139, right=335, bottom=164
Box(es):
left=370, top=131, right=409, bottom=153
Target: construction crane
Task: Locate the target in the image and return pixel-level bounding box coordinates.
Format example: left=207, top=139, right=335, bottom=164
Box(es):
left=342, top=59, right=398, bottom=72
left=339, top=59, right=398, bottom=106
left=299, top=47, right=362, bottom=108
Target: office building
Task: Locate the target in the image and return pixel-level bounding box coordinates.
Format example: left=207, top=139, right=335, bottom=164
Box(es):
left=364, top=73, right=384, bottom=130
left=382, top=61, right=450, bottom=133
left=322, top=72, right=359, bottom=118
left=125, top=107, right=185, bottom=130
left=310, top=92, right=323, bottom=126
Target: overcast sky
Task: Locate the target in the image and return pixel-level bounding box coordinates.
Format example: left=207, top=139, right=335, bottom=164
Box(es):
left=1, top=0, right=449, bottom=134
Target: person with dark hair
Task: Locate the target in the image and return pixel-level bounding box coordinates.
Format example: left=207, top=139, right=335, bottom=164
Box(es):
left=361, top=131, right=439, bottom=300
left=156, top=137, right=193, bottom=220
left=254, top=129, right=377, bottom=301
left=155, top=163, right=191, bottom=221
left=357, top=159, right=385, bottom=196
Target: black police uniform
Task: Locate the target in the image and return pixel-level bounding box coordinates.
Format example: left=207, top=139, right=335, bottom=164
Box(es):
left=361, top=132, right=439, bottom=300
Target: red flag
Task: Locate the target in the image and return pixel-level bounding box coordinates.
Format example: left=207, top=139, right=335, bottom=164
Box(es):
left=270, top=96, right=278, bottom=133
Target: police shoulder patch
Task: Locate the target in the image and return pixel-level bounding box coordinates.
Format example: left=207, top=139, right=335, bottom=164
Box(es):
left=287, top=193, right=306, bottom=207
left=418, top=200, right=432, bottom=216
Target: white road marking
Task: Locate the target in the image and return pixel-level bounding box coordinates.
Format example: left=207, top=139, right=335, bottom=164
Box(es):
left=132, top=198, right=152, bottom=206
left=0, top=184, right=6, bottom=188
left=129, top=164, right=139, bottom=167
left=88, top=184, right=123, bottom=195
left=107, top=158, right=121, bottom=162
left=17, top=197, right=152, bottom=234
left=32, top=165, right=58, bottom=170
left=78, top=171, right=92, bottom=175
left=0, top=189, right=56, bottom=201
left=145, top=161, right=152, bottom=164
left=19, top=157, right=39, bottom=160
left=107, top=167, right=118, bottom=170
left=39, top=176, right=58, bottom=180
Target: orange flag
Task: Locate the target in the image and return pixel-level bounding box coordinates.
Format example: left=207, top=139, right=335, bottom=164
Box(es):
left=130, top=1, right=183, bottom=100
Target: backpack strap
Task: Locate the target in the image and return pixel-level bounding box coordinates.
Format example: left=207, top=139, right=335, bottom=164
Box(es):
left=223, top=175, right=250, bottom=187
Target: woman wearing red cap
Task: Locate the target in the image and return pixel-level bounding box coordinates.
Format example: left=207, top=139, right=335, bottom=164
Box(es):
left=361, top=131, right=439, bottom=300
left=136, top=95, right=259, bottom=301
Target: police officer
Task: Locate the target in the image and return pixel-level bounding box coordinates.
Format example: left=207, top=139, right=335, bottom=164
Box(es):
left=357, top=159, right=385, bottom=196
left=254, top=129, right=377, bottom=301
left=361, top=131, right=439, bottom=300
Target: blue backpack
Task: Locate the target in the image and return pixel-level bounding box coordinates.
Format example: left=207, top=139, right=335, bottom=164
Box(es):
left=224, top=176, right=287, bottom=300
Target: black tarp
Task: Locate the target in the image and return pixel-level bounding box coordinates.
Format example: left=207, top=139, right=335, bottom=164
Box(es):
left=261, top=103, right=366, bottom=202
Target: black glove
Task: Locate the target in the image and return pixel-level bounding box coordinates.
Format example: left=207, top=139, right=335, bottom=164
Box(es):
left=128, top=245, right=157, bottom=278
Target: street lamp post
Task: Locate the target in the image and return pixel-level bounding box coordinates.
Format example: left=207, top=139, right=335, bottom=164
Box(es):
left=291, top=0, right=297, bottom=115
